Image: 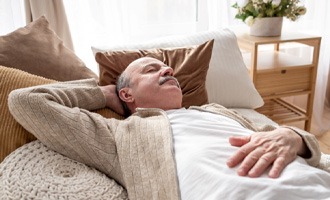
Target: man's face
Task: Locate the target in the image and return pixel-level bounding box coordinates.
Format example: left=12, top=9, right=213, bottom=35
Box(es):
left=120, top=57, right=182, bottom=111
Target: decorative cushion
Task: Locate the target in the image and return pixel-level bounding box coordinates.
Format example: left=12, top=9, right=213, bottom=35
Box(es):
left=0, top=16, right=98, bottom=82
left=0, top=140, right=128, bottom=199
left=92, top=29, right=264, bottom=109
left=95, top=40, right=214, bottom=108
left=0, top=66, right=122, bottom=162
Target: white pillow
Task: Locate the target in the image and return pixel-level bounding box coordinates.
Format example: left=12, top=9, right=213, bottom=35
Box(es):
left=92, top=29, right=264, bottom=109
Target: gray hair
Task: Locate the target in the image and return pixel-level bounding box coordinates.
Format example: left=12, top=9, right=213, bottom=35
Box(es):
left=116, top=71, right=131, bottom=117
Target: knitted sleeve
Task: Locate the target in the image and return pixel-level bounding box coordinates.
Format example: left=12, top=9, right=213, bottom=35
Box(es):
left=8, top=78, right=124, bottom=186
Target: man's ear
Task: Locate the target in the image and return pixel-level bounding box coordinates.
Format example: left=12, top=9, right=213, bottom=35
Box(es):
left=119, top=88, right=134, bottom=103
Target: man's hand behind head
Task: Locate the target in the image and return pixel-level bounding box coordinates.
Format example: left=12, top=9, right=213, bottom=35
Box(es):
left=99, top=85, right=125, bottom=116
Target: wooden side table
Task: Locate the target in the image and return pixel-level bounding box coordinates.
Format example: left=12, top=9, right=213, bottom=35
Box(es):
left=235, top=32, right=321, bottom=132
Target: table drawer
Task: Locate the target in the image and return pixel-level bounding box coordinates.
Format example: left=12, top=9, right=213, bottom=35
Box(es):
left=255, top=67, right=312, bottom=96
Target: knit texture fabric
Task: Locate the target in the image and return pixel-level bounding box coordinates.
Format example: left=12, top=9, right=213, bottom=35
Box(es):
left=0, top=140, right=128, bottom=200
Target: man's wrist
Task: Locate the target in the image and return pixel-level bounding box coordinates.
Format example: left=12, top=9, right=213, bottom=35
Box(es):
left=99, top=85, right=113, bottom=107
left=98, top=85, right=125, bottom=116
left=296, top=133, right=308, bottom=157
left=281, top=127, right=311, bottom=158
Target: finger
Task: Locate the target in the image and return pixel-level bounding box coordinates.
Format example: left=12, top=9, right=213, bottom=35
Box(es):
left=236, top=147, right=265, bottom=176
left=228, top=135, right=251, bottom=147
left=247, top=153, right=277, bottom=178
left=226, top=142, right=255, bottom=168
left=268, top=156, right=286, bottom=178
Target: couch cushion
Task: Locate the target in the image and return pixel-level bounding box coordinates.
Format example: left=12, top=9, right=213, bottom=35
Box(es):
left=0, top=16, right=98, bottom=82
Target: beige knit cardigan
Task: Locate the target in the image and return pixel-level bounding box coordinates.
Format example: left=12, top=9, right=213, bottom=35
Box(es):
left=8, top=79, right=323, bottom=200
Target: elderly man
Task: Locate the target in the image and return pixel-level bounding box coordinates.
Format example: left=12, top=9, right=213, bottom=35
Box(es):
left=9, top=57, right=330, bottom=199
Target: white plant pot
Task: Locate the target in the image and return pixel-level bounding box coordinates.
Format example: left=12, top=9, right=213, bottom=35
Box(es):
left=250, top=17, right=283, bottom=37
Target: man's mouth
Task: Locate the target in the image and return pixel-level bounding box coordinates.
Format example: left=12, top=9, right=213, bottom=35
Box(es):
left=159, top=76, right=180, bottom=88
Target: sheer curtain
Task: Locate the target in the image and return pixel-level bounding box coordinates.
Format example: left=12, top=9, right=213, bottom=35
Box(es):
left=0, top=0, right=26, bottom=35
left=1, top=0, right=329, bottom=135
left=0, top=0, right=73, bottom=50
left=25, top=0, right=74, bottom=50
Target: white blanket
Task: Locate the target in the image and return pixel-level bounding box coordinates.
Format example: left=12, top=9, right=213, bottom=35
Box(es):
left=167, top=109, right=330, bottom=200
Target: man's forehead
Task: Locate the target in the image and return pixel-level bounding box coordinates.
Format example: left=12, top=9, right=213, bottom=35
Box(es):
left=126, top=57, right=163, bottom=72
left=136, top=57, right=163, bottom=66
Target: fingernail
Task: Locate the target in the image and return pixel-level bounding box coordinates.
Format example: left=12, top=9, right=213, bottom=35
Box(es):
left=238, top=168, right=246, bottom=176
left=226, top=159, right=234, bottom=167
left=269, top=171, right=279, bottom=178
left=248, top=170, right=256, bottom=177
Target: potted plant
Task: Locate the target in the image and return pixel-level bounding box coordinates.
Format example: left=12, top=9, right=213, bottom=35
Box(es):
left=232, top=0, right=307, bottom=36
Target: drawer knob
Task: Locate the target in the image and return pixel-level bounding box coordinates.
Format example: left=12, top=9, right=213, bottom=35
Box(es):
left=281, top=69, right=287, bottom=74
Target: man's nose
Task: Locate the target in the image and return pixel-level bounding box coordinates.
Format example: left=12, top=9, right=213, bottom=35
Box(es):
left=161, top=66, right=173, bottom=76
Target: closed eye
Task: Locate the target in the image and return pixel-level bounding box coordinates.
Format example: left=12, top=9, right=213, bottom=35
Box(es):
left=142, top=64, right=160, bottom=74
left=147, top=68, right=157, bottom=73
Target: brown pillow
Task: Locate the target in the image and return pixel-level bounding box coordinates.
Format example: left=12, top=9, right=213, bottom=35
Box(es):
left=0, top=66, right=122, bottom=162
left=0, top=16, right=98, bottom=82
left=95, top=40, right=214, bottom=108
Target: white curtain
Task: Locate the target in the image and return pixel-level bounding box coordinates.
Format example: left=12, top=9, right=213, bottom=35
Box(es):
left=304, top=1, right=330, bottom=135
left=0, top=0, right=26, bottom=35
left=1, top=0, right=329, bottom=135
left=0, top=0, right=73, bottom=50
left=24, top=0, right=74, bottom=51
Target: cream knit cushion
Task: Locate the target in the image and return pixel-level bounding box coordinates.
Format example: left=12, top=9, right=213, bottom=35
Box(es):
left=0, top=140, right=128, bottom=200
